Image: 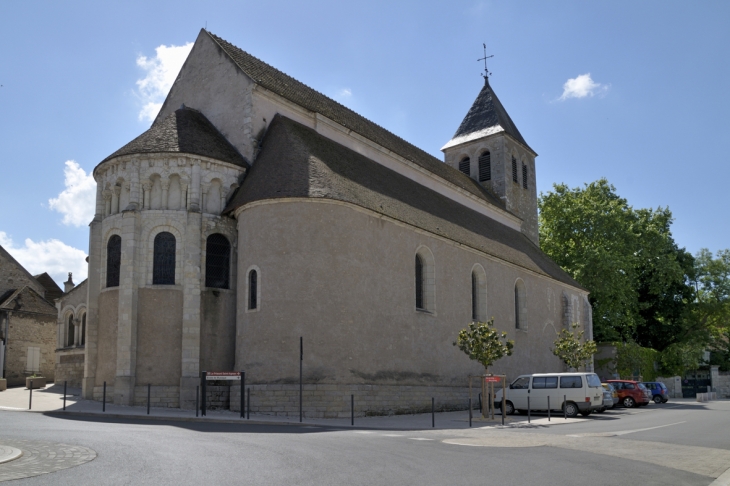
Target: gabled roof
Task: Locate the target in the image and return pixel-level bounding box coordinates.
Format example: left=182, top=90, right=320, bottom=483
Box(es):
left=441, top=78, right=533, bottom=153
left=225, top=115, right=582, bottom=289
left=205, top=31, right=505, bottom=210
left=101, top=107, right=248, bottom=167
left=0, top=244, right=45, bottom=296
left=0, top=285, right=56, bottom=315
left=33, top=273, right=63, bottom=302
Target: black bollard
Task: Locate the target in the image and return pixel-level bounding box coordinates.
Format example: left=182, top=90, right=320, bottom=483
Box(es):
left=299, top=337, right=303, bottom=423
left=147, top=384, right=151, bottom=415
left=432, top=397, right=435, bottom=428
left=196, top=385, right=199, bottom=417
left=247, top=387, right=250, bottom=420
left=351, top=394, right=354, bottom=426
left=241, top=371, right=245, bottom=419
left=469, top=398, right=472, bottom=428
left=63, top=381, right=67, bottom=411
left=548, top=396, right=551, bottom=422
left=29, top=380, right=33, bottom=410
left=201, top=371, right=207, bottom=417
left=103, top=381, right=106, bottom=412
left=528, top=396, right=531, bottom=424
left=564, top=395, right=567, bottom=420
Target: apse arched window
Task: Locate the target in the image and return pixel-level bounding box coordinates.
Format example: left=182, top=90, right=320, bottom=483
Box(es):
left=515, top=279, right=527, bottom=330
left=67, top=314, right=75, bottom=347
left=106, top=235, right=121, bottom=288
left=80, top=313, right=86, bottom=346
left=153, top=232, right=176, bottom=285
left=248, top=269, right=258, bottom=310
left=471, top=265, right=487, bottom=321
left=415, top=254, right=425, bottom=310
left=205, top=234, right=230, bottom=289
left=478, top=151, right=491, bottom=182
left=458, top=157, right=470, bottom=176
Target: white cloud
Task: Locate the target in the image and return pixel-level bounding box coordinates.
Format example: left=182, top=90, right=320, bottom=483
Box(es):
left=48, top=160, right=96, bottom=227
left=559, top=73, right=609, bottom=101
left=136, top=42, right=193, bottom=122
left=338, top=88, right=352, bottom=98
left=0, top=232, right=88, bottom=285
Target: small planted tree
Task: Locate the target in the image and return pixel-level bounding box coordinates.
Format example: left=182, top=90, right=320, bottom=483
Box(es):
left=552, top=323, right=598, bottom=371
left=453, top=319, right=514, bottom=372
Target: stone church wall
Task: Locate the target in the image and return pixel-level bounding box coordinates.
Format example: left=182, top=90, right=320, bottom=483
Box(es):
left=233, top=199, right=588, bottom=416
left=95, top=289, right=119, bottom=387
left=201, top=289, right=236, bottom=373
left=136, top=288, right=183, bottom=386
left=3, top=312, right=56, bottom=386
left=55, top=349, right=85, bottom=388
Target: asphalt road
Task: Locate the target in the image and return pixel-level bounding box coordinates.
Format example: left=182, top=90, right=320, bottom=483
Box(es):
left=1, top=401, right=728, bottom=485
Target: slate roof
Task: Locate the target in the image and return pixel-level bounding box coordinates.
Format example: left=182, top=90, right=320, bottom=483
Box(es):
left=101, top=107, right=248, bottom=167
left=206, top=31, right=505, bottom=210
left=441, top=78, right=533, bottom=153
left=225, top=115, right=582, bottom=289
left=0, top=286, right=56, bottom=315
left=33, top=273, right=63, bottom=302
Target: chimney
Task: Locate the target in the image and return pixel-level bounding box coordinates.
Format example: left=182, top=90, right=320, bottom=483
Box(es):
left=64, top=273, right=75, bottom=293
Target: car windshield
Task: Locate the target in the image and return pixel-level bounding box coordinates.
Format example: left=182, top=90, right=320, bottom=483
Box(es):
left=510, top=377, right=530, bottom=389
left=638, top=383, right=647, bottom=390
left=586, top=374, right=602, bottom=388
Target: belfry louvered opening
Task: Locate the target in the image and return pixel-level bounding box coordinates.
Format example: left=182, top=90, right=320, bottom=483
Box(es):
left=458, top=157, right=470, bottom=175
left=478, top=151, right=491, bottom=182
left=512, top=157, right=518, bottom=183
left=153, top=232, right=176, bottom=285
left=522, top=163, right=528, bottom=189
left=205, top=233, right=230, bottom=289
left=106, top=235, right=121, bottom=288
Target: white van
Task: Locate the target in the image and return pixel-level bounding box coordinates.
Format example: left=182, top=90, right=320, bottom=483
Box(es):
left=495, top=373, right=604, bottom=418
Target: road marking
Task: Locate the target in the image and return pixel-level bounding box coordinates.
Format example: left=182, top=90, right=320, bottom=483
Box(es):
left=567, top=421, right=686, bottom=437
left=408, top=438, right=434, bottom=441
left=0, top=406, right=26, bottom=411
left=353, top=431, right=375, bottom=434
left=382, top=434, right=403, bottom=437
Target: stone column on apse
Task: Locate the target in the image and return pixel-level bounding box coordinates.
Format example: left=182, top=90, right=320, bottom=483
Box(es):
left=113, top=208, right=141, bottom=405
left=82, top=211, right=103, bottom=399
left=179, top=206, right=202, bottom=409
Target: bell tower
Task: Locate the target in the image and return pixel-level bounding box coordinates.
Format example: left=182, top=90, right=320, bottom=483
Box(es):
left=441, top=75, right=539, bottom=246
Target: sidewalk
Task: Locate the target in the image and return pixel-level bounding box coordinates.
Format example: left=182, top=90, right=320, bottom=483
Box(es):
left=0, top=383, right=596, bottom=430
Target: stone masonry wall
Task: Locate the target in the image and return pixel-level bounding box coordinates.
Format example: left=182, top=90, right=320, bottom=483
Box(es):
left=4, top=312, right=56, bottom=386
left=230, top=384, right=474, bottom=419
left=714, top=372, right=730, bottom=399
left=55, top=350, right=85, bottom=388
left=132, top=385, right=180, bottom=408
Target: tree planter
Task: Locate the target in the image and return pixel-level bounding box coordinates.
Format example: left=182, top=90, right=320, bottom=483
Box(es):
left=26, top=377, right=46, bottom=389
left=0, top=379, right=7, bottom=391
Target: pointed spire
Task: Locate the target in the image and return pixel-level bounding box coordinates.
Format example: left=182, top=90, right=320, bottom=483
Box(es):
left=441, top=78, right=532, bottom=153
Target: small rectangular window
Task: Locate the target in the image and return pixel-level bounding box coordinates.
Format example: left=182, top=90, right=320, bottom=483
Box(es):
left=544, top=376, right=558, bottom=389
left=512, top=157, right=518, bottom=183
left=560, top=376, right=582, bottom=389
left=532, top=377, right=545, bottom=389
left=25, top=346, right=40, bottom=373
left=522, top=163, right=528, bottom=189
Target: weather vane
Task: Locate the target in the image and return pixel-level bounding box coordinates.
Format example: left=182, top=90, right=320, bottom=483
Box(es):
left=478, top=43, right=494, bottom=81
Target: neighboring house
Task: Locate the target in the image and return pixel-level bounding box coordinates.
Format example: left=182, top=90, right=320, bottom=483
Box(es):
left=55, top=274, right=88, bottom=388
left=80, top=29, right=591, bottom=415
left=0, top=245, right=59, bottom=386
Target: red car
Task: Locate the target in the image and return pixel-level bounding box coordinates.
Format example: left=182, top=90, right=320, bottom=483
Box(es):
left=606, top=380, right=651, bottom=408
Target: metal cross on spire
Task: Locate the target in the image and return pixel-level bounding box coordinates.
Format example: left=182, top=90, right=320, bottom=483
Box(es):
left=478, top=43, right=494, bottom=82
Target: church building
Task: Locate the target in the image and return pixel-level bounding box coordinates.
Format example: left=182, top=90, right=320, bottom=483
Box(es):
left=80, top=29, right=590, bottom=416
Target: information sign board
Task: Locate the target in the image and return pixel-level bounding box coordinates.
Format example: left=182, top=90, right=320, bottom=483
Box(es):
left=484, top=376, right=502, bottom=383
left=206, top=372, right=241, bottom=381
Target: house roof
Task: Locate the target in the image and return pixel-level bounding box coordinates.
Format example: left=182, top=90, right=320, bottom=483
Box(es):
left=101, top=107, right=248, bottom=167
left=33, top=272, right=63, bottom=302
left=0, top=285, right=56, bottom=315
left=441, top=77, right=533, bottom=153
left=225, top=115, right=582, bottom=289
left=0, top=244, right=45, bottom=296
left=205, top=31, right=505, bottom=210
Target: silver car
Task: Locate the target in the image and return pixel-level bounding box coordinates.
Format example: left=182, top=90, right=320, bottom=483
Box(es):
left=597, top=388, right=614, bottom=413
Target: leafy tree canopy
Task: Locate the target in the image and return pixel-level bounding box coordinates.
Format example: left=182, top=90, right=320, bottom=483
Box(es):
left=552, top=323, right=597, bottom=370
left=453, top=320, right=514, bottom=372
left=539, top=179, right=694, bottom=347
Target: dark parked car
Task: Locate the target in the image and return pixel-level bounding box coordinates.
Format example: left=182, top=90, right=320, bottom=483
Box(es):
left=642, top=382, right=670, bottom=403
left=606, top=380, right=651, bottom=408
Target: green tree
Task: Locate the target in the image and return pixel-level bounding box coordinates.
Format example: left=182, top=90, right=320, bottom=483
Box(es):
left=453, top=320, right=514, bottom=372
left=551, top=323, right=597, bottom=370
left=539, top=178, right=694, bottom=347
left=693, top=249, right=730, bottom=370
left=660, top=342, right=705, bottom=377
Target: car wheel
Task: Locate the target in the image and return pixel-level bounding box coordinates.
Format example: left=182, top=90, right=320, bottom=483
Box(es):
left=662, top=399, right=669, bottom=403
left=503, top=400, right=515, bottom=415
left=622, top=397, right=635, bottom=408
left=596, top=407, right=606, bottom=413
left=564, top=402, right=579, bottom=418
left=580, top=410, right=592, bottom=417
left=653, top=395, right=663, bottom=404
left=516, top=410, right=527, bottom=415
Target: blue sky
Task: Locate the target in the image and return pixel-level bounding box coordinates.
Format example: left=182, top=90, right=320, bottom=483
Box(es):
left=1, top=1, right=728, bottom=286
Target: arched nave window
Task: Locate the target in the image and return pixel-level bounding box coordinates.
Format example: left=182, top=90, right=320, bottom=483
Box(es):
left=67, top=314, right=75, bottom=347
left=416, top=255, right=425, bottom=310
left=471, top=265, right=487, bottom=321
left=106, top=235, right=121, bottom=288
left=478, top=151, right=491, bottom=182
left=80, top=313, right=86, bottom=346
left=153, top=232, right=176, bottom=285
left=514, top=279, right=527, bottom=330
left=415, top=248, right=435, bottom=312
left=205, top=234, right=231, bottom=289
left=458, top=157, right=470, bottom=176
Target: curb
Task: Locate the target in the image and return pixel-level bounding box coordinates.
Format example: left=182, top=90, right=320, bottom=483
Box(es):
left=710, top=466, right=730, bottom=486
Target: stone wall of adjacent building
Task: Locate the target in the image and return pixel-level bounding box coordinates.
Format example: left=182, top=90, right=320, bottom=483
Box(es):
left=3, top=312, right=56, bottom=386
left=55, top=348, right=85, bottom=388
left=712, top=368, right=730, bottom=398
